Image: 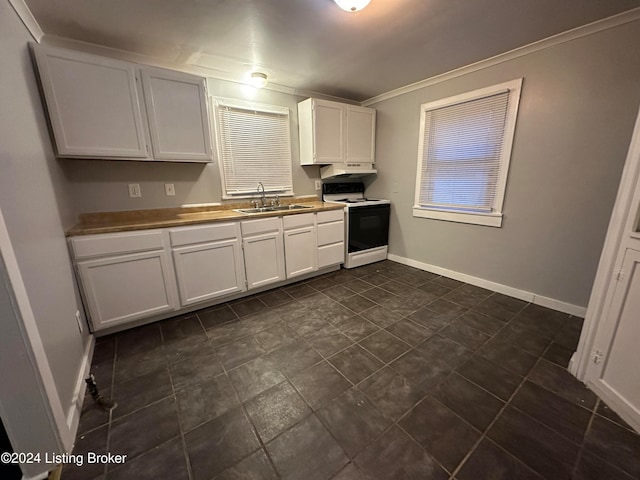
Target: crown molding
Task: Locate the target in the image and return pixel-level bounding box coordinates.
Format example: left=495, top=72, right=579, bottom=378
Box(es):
left=361, top=7, right=640, bottom=106
left=8, top=0, right=44, bottom=42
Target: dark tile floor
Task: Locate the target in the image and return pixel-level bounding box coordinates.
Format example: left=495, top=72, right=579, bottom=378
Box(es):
left=64, top=260, right=640, bottom=480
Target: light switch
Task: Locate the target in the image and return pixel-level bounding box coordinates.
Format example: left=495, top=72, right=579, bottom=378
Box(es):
left=165, top=184, right=176, bottom=196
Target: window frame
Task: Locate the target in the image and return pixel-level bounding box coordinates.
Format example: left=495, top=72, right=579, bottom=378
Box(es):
left=413, top=78, right=523, bottom=227
left=212, top=96, right=294, bottom=200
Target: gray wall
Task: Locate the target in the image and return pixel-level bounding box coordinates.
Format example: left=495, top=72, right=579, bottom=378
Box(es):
left=60, top=77, right=322, bottom=213
left=0, top=1, right=89, bottom=413
left=366, top=20, right=640, bottom=308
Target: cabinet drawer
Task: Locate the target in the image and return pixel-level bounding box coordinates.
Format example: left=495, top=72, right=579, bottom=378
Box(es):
left=283, top=213, right=314, bottom=230
left=70, top=230, right=164, bottom=259
left=317, top=221, right=344, bottom=246
left=241, top=217, right=282, bottom=236
left=169, top=222, right=238, bottom=247
left=317, top=209, right=344, bottom=224
left=318, top=242, right=344, bottom=268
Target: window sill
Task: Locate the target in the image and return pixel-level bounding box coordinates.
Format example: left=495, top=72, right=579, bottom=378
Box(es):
left=412, top=207, right=503, bottom=227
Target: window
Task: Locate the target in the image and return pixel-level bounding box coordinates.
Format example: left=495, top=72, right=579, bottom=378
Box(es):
left=213, top=97, right=293, bottom=199
left=413, top=79, right=522, bottom=227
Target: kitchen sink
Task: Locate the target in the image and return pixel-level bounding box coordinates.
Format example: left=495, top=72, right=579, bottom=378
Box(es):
left=235, top=204, right=313, bottom=214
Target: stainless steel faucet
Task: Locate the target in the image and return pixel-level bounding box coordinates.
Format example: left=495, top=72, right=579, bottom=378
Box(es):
left=257, top=182, right=267, bottom=207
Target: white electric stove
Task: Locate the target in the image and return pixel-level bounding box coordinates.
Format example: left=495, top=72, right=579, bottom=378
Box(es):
left=323, top=183, right=391, bottom=269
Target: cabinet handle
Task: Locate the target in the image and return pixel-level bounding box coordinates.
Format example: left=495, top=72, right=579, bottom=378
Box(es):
left=288, top=230, right=309, bottom=236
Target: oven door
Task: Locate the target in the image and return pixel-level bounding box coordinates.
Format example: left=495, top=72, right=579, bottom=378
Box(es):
left=347, top=204, right=390, bottom=253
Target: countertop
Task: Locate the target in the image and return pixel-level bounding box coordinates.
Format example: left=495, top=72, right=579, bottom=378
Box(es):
left=66, top=199, right=344, bottom=236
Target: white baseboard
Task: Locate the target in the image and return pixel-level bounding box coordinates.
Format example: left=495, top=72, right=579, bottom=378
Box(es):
left=64, top=336, right=95, bottom=450
left=587, top=380, right=640, bottom=434
left=568, top=352, right=578, bottom=376
left=387, top=253, right=587, bottom=318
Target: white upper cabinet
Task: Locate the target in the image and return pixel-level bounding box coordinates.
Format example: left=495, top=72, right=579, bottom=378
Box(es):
left=32, top=45, right=149, bottom=159
left=346, top=105, right=376, bottom=163
left=141, top=67, right=213, bottom=162
left=32, top=45, right=213, bottom=162
left=298, top=98, right=375, bottom=165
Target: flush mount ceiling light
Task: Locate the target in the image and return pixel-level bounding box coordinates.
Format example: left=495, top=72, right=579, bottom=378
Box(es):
left=334, top=0, right=371, bottom=12
left=249, top=72, right=268, bottom=88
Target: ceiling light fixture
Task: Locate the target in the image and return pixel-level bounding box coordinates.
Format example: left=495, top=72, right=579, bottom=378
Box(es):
left=249, top=72, right=268, bottom=88
left=334, top=0, right=371, bottom=12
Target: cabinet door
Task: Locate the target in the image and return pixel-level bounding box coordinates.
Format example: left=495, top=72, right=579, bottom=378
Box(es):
left=313, top=99, right=345, bottom=163
left=141, top=67, right=213, bottom=162
left=77, top=250, right=177, bottom=330
left=284, top=226, right=318, bottom=278
left=172, top=239, right=245, bottom=306
left=32, top=45, right=149, bottom=159
left=243, top=232, right=286, bottom=289
left=586, top=248, right=640, bottom=430
left=346, top=105, right=376, bottom=163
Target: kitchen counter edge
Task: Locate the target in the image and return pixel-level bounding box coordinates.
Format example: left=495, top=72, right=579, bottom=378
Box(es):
left=66, top=201, right=344, bottom=236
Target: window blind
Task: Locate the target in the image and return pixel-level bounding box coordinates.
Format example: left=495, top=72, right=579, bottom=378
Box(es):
left=418, top=91, right=509, bottom=212
left=215, top=101, right=293, bottom=196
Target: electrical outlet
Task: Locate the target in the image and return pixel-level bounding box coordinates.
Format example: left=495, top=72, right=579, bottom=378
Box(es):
left=165, top=183, right=176, bottom=196
left=128, top=183, right=141, bottom=198
left=315, top=180, right=322, bottom=191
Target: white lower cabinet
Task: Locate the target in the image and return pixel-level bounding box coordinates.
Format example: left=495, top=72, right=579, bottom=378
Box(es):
left=69, top=209, right=345, bottom=332
left=317, top=209, right=345, bottom=268
left=170, top=223, right=245, bottom=306
left=283, top=213, right=318, bottom=279
left=70, top=230, right=178, bottom=330
left=241, top=217, right=286, bottom=289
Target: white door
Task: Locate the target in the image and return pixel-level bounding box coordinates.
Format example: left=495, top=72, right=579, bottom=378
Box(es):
left=284, top=226, right=318, bottom=278
left=243, top=232, right=286, bottom=289
left=172, top=239, right=245, bottom=306
left=78, top=250, right=177, bottom=330
left=141, top=67, right=213, bottom=162
left=313, top=99, right=345, bottom=163
left=32, top=45, right=149, bottom=159
left=586, top=248, right=640, bottom=431
left=346, top=105, right=376, bottom=163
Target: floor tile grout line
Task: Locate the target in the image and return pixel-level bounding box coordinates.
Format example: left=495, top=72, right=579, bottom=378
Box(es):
left=450, top=336, right=594, bottom=479
left=570, top=397, right=601, bottom=478
left=309, top=323, right=473, bottom=475
left=447, top=349, right=543, bottom=480
left=166, top=353, right=196, bottom=480
left=569, top=397, right=640, bottom=479
left=389, top=367, right=475, bottom=477
left=219, top=358, right=287, bottom=479
left=98, top=333, right=119, bottom=479
left=76, top=262, right=594, bottom=480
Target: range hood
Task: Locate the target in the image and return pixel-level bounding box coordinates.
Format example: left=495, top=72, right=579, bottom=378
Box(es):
left=320, top=163, right=377, bottom=179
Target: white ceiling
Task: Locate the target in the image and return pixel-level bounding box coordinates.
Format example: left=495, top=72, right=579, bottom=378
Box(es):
left=22, top=0, right=640, bottom=101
